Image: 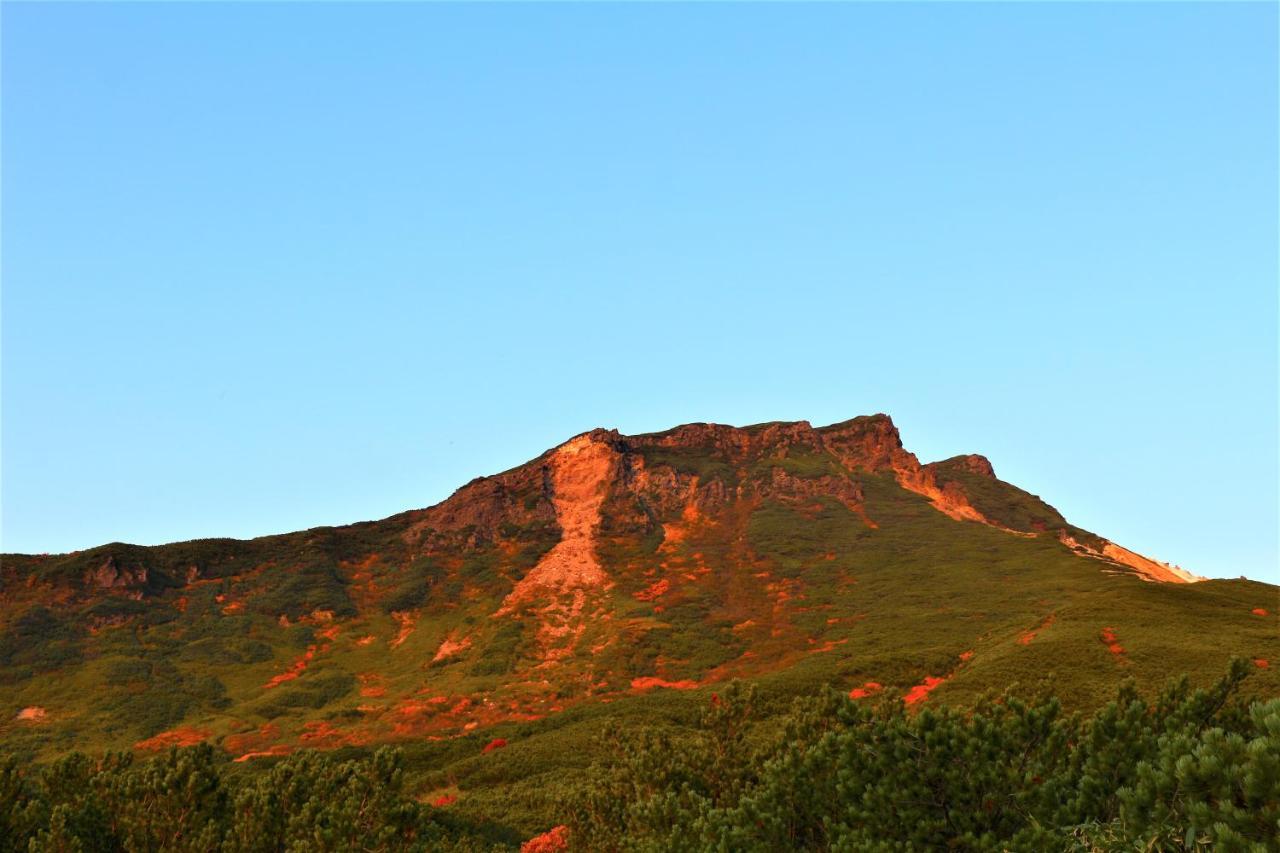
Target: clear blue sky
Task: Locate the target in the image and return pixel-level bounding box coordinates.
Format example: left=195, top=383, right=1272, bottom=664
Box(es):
left=2, top=3, right=1276, bottom=582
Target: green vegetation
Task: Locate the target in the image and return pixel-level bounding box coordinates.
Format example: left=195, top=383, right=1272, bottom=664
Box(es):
left=98, top=660, right=230, bottom=738
left=251, top=558, right=356, bottom=620
left=469, top=621, right=529, bottom=677
left=750, top=444, right=845, bottom=480
left=622, top=596, right=744, bottom=680
left=639, top=445, right=736, bottom=484
left=0, top=606, right=82, bottom=679
left=746, top=498, right=870, bottom=577
left=381, top=557, right=447, bottom=613
left=2, top=664, right=1275, bottom=851
left=572, top=664, right=1280, bottom=851
left=0, top=746, right=503, bottom=852
left=253, top=671, right=356, bottom=719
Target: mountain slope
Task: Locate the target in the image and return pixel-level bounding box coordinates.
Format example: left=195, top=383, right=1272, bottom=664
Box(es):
left=2, top=414, right=1275, bottom=832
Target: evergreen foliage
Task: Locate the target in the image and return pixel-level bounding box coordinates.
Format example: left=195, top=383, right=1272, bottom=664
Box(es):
left=0, top=746, right=502, bottom=852
left=569, top=661, right=1280, bottom=852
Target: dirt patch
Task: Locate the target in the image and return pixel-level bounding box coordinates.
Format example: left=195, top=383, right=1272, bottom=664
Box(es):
left=135, top=727, right=210, bottom=751
left=15, top=706, right=46, bottom=722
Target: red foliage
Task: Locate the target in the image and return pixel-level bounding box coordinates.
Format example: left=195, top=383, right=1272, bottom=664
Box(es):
left=630, top=677, right=698, bottom=691
left=224, top=723, right=280, bottom=756
left=634, top=578, right=671, bottom=601
left=1017, top=613, right=1056, bottom=645
left=264, top=645, right=317, bottom=688
left=903, top=676, right=947, bottom=706
left=1252, top=608, right=1270, bottom=617
left=431, top=794, right=457, bottom=808
left=483, top=738, right=508, bottom=754
left=298, top=720, right=369, bottom=749
left=233, top=745, right=291, bottom=763
left=1099, top=627, right=1125, bottom=656
left=134, top=727, right=209, bottom=751
left=521, top=825, right=569, bottom=853
left=848, top=681, right=883, bottom=700
left=1255, top=659, right=1270, bottom=669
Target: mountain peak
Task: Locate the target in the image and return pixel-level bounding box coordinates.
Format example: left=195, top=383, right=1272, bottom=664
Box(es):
left=932, top=454, right=997, bottom=479
left=3, top=410, right=1252, bottom=782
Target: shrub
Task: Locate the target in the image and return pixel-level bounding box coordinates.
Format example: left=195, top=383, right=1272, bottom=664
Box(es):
left=569, top=661, right=1279, bottom=851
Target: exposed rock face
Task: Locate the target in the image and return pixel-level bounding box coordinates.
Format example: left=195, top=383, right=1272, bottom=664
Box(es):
left=1058, top=532, right=1204, bottom=583
left=410, top=456, right=556, bottom=546
left=83, top=555, right=147, bottom=590
left=20, top=412, right=1195, bottom=636
left=1099, top=544, right=1202, bottom=584
left=816, top=416, right=989, bottom=522
left=817, top=414, right=917, bottom=472
left=495, top=432, right=620, bottom=660
left=761, top=466, right=865, bottom=508
left=936, top=454, right=996, bottom=479
left=411, top=414, right=1194, bottom=597
left=407, top=415, right=1195, bottom=588
left=499, top=433, right=617, bottom=607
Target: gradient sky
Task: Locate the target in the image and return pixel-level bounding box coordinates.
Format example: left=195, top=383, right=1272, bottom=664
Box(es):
left=2, top=3, right=1276, bottom=582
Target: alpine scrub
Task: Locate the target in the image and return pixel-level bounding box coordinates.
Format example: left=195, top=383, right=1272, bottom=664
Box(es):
left=569, top=661, right=1280, bottom=852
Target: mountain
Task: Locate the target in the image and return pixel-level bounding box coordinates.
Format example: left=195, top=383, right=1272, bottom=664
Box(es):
left=2, top=414, right=1275, bottom=835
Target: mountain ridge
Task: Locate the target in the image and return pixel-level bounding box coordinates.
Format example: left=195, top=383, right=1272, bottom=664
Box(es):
left=4, top=413, right=1197, bottom=585
left=2, top=413, right=1270, bottom=788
